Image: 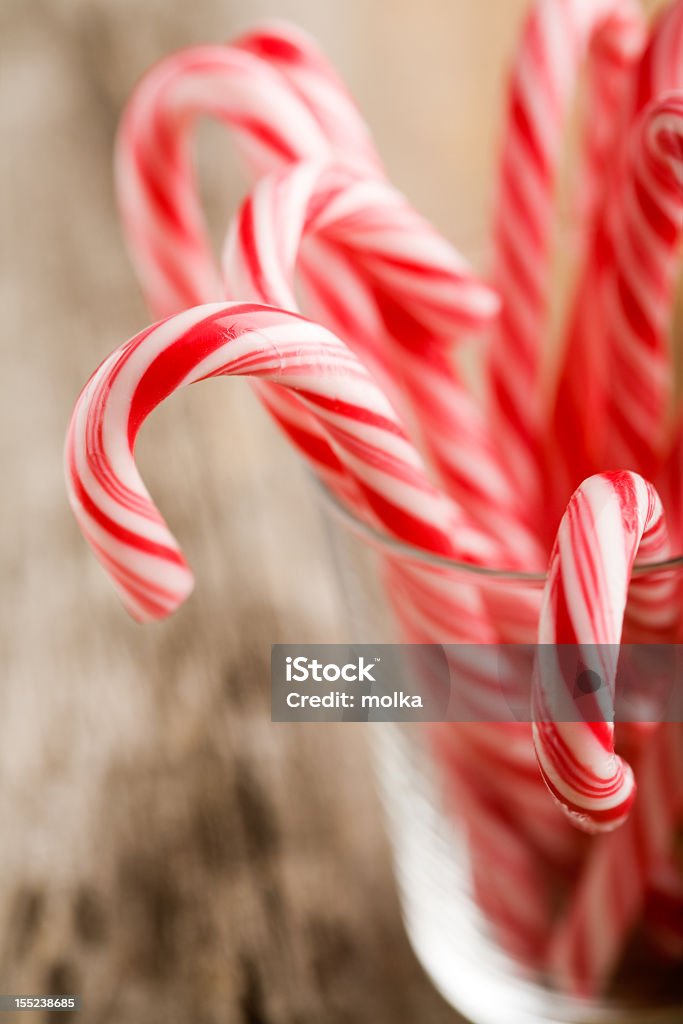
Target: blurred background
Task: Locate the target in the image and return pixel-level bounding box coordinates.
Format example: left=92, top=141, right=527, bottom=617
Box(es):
left=0, top=1, right=666, bottom=1021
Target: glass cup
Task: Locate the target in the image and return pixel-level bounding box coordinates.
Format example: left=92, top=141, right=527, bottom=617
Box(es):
left=317, top=480, right=683, bottom=1024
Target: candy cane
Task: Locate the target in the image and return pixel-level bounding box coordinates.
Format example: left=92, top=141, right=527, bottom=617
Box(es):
left=234, top=23, right=535, bottom=552
left=434, top=726, right=553, bottom=967
left=223, top=162, right=498, bottom=338
left=629, top=0, right=683, bottom=117
left=532, top=471, right=675, bottom=833
left=551, top=1, right=683, bottom=502
left=433, top=719, right=584, bottom=870
left=593, top=93, right=683, bottom=475
left=488, top=0, right=644, bottom=508
left=115, top=39, right=374, bottom=509
left=393, top=587, right=577, bottom=964
left=549, top=721, right=683, bottom=996
left=115, top=30, right=524, bottom=555
left=114, top=25, right=517, bottom=709
left=533, top=474, right=681, bottom=995
left=222, top=161, right=544, bottom=567
left=115, top=45, right=336, bottom=316
left=65, top=302, right=500, bottom=623
left=234, top=23, right=407, bottom=410
left=233, top=20, right=391, bottom=349
left=234, top=20, right=382, bottom=177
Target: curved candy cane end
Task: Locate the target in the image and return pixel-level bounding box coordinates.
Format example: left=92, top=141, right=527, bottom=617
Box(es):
left=65, top=476, right=196, bottom=624
left=118, top=570, right=195, bottom=624
left=551, top=774, right=636, bottom=835
left=64, top=377, right=197, bottom=624
left=533, top=724, right=636, bottom=833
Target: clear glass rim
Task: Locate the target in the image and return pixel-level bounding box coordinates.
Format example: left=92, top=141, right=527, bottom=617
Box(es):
left=314, top=478, right=683, bottom=582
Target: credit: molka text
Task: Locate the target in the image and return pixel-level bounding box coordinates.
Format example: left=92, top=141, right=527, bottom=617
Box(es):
left=284, top=656, right=423, bottom=709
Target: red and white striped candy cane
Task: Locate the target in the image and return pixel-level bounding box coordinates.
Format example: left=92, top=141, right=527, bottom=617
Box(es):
left=234, top=20, right=382, bottom=176
left=222, top=161, right=544, bottom=566
left=223, top=160, right=497, bottom=347
left=65, top=302, right=497, bottom=623
left=116, top=45, right=334, bottom=317
left=115, top=30, right=519, bottom=554
left=393, top=587, right=575, bottom=964
left=549, top=721, right=683, bottom=996
left=233, top=20, right=391, bottom=346
left=114, top=26, right=511, bottom=659
left=532, top=471, right=675, bottom=833
left=598, top=93, right=683, bottom=474
left=551, top=1, right=683, bottom=503
left=534, top=474, right=681, bottom=994
left=234, top=22, right=408, bottom=410
left=115, top=22, right=387, bottom=330
left=434, top=727, right=553, bottom=966
left=574, top=1, right=645, bottom=232
left=628, top=0, right=683, bottom=117
left=115, top=39, right=372, bottom=508
left=233, top=24, right=535, bottom=555
left=433, top=717, right=584, bottom=869
left=639, top=7, right=683, bottom=547
left=488, top=0, right=644, bottom=507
